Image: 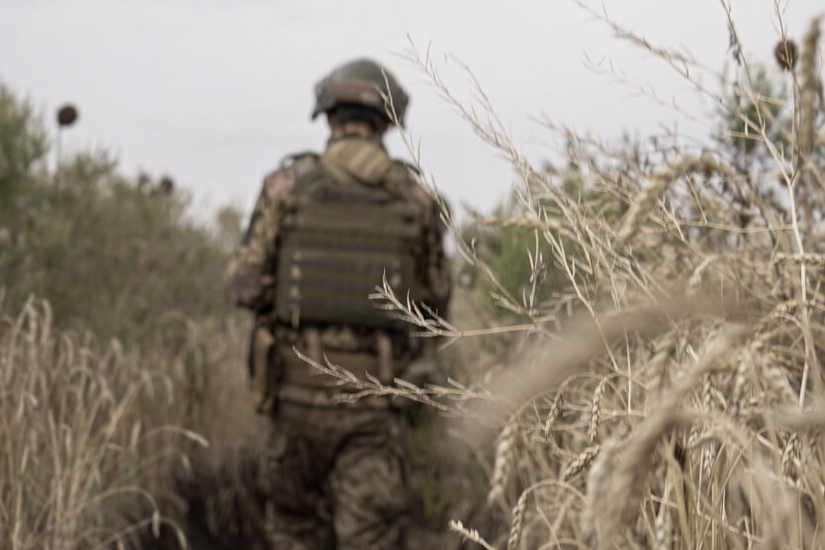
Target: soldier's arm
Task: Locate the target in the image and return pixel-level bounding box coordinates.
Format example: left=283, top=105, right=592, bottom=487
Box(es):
left=424, top=200, right=452, bottom=316
left=228, top=166, right=295, bottom=311
left=411, top=182, right=452, bottom=318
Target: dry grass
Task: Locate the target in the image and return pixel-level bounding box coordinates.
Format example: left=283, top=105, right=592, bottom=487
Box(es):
left=0, top=294, right=253, bottom=549
left=3, top=4, right=823, bottom=549
left=368, top=7, right=825, bottom=549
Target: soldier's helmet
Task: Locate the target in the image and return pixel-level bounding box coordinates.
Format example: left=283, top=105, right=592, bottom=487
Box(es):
left=312, top=58, right=409, bottom=127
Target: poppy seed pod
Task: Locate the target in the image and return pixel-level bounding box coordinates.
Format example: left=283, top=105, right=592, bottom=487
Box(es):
left=57, top=105, right=78, bottom=127
left=774, top=39, right=798, bottom=71
left=159, top=177, right=175, bottom=195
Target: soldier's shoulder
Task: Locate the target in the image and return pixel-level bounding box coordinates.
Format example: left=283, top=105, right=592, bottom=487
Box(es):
left=387, top=158, right=424, bottom=192
left=408, top=180, right=436, bottom=213
left=280, top=151, right=319, bottom=171
left=261, top=167, right=294, bottom=202
left=261, top=152, right=319, bottom=201
left=393, top=167, right=438, bottom=225
left=392, top=158, right=421, bottom=177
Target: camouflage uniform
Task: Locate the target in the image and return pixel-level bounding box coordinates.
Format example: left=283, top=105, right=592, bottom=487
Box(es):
left=229, top=60, right=450, bottom=550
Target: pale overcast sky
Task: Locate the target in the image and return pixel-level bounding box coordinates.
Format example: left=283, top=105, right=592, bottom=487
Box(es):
left=0, top=0, right=822, bottom=218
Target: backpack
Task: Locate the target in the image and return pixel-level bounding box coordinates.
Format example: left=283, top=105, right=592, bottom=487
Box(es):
left=274, top=154, right=421, bottom=330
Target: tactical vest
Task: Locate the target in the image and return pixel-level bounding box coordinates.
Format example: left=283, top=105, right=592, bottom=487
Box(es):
left=274, top=154, right=421, bottom=330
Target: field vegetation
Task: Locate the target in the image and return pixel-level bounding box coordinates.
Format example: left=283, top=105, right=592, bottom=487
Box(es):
left=388, top=7, right=825, bottom=548
left=0, top=84, right=258, bottom=548
left=1, top=3, right=824, bottom=549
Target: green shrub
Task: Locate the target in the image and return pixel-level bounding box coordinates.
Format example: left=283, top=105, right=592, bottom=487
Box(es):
left=0, top=85, right=239, bottom=342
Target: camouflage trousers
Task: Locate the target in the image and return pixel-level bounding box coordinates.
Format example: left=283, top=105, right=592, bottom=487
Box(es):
left=261, top=399, right=416, bottom=550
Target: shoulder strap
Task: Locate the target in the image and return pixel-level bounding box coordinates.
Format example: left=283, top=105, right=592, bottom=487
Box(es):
left=393, top=158, right=421, bottom=176
left=291, top=154, right=326, bottom=187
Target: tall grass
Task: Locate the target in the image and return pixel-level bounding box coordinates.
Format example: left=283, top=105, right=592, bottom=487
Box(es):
left=366, top=8, right=825, bottom=549
left=0, top=294, right=253, bottom=549
left=3, top=4, right=824, bottom=549
left=1, top=82, right=260, bottom=547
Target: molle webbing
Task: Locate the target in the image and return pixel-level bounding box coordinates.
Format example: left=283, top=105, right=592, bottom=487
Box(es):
left=274, top=155, right=419, bottom=329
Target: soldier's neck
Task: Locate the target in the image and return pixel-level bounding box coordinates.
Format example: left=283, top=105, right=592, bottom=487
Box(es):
left=329, top=123, right=384, bottom=145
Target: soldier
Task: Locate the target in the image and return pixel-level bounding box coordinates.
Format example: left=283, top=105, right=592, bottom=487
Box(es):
left=228, top=58, right=451, bottom=549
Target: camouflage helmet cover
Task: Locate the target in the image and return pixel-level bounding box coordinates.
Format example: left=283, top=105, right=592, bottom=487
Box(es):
left=312, top=58, right=409, bottom=126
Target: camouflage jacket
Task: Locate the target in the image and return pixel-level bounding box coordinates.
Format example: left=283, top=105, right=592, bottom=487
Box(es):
left=229, top=136, right=451, bottom=363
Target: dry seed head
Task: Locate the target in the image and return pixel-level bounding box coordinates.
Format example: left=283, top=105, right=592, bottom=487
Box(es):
left=773, top=253, right=825, bottom=269
left=449, top=519, right=496, bottom=550
left=591, top=413, right=683, bottom=547
left=760, top=360, right=796, bottom=405
left=648, top=331, right=675, bottom=397
left=478, top=215, right=563, bottom=232
left=159, top=177, right=175, bottom=196
left=782, top=433, right=802, bottom=485
left=582, top=438, right=621, bottom=543
left=615, top=156, right=725, bottom=247
left=687, top=425, right=700, bottom=451
left=57, top=104, right=78, bottom=127
left=507, top=490, right=529, bottom=550
left=615, top=174, right=670, bottom=247
left=488, top=414, right=519, bottom=504
left=543, top=389, right=565, bottom=438
left=757, top=300, right=798, bottom=333
left=698, top=372, right=719, bottom=479
left=701, top=373, right=713, bottom=413
left=651, top=331, right=675, bottom=370
left=740, top=395, right=764, bottom=419
left=588, top=378, right=607, bottom=446
left=562, top=444, right=600, bottom=482
left=774, top=39, right=799, bottom=71
left=686, top=255, right=717, bottom=297
left=702, top=439, right=716, bottom=480
left=729, top=356, right=751, bottom=418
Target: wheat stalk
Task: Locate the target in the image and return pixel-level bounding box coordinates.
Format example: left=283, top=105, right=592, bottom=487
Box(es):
left=488, top=414, right=520, bottom=504
left=562, top=445, right=601, bottom=482
left=588, top=378, right=607, bottom=446
left=507, top=490, right=529, bottom=550
left=449, top=519, right=496, bottom=550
